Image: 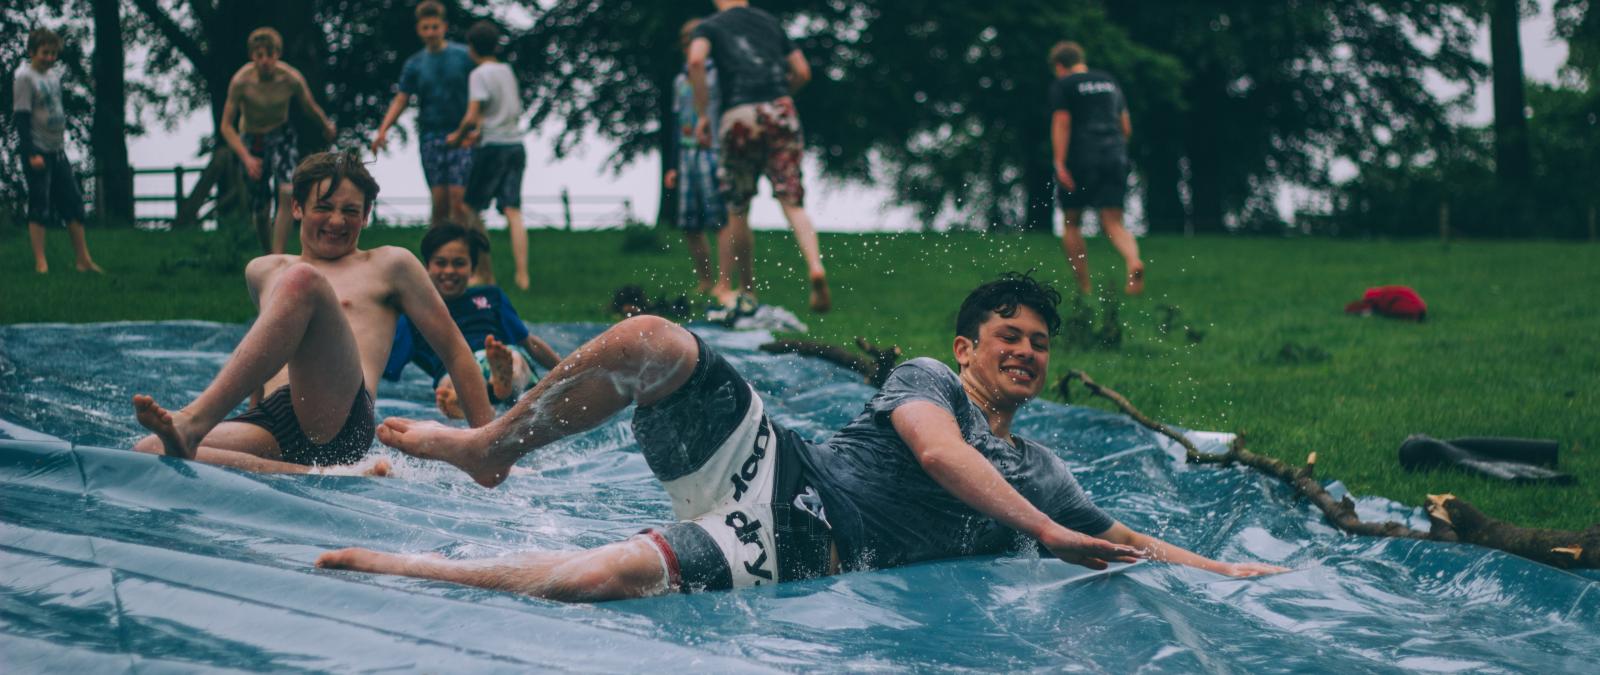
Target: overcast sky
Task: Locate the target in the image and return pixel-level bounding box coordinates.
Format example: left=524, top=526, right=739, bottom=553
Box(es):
left=124, top=3, right=1572, bottom=233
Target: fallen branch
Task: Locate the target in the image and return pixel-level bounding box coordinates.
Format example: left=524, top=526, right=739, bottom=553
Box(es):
left=1059, top=370, right=1600, bottom=569
left=760, top=337, right=902, bottom=388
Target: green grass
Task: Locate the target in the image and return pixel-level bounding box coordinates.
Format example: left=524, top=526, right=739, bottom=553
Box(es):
left=4, top=223, right=1597, bottom=530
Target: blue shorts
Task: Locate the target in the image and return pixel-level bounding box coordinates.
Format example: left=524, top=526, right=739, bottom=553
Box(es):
left=22, top=151, right=85, bottom=226
left=420, top=131, right=473, bottom=188
left=465, top=144, right=525, bottom=212
left=677, top=148, right=725, bottom=232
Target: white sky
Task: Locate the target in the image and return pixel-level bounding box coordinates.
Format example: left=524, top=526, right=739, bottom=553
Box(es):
left=125, top=3, right=1571, bottom=232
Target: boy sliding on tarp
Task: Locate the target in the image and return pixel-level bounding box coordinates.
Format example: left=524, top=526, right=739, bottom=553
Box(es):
left=383, top=224, right=561, bottom=419
left=131, top=153, right=493, bottom=474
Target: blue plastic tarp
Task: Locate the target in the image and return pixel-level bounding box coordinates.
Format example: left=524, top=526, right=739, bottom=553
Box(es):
left=2, top=321, right=1597, bottom=673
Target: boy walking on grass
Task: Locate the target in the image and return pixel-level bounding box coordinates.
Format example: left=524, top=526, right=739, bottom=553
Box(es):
left=14, top=27, right=101, bottom=275
left=450, top=21, right=530, bottom=291
left=371, top=0, right=476, bottom=228
left=383, top=224, right=562, bottom=420
left=664, top=18, right=726, bottom=296
left=131, top=152, right=493, bottom=475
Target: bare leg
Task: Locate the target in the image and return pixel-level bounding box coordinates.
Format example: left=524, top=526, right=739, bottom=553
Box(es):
left=132, top=416, right=390, bottom=476
left=1059, top=209, right=1092, bottom=296
left=378, top=315, right=698, bottom=487
left=464, top=209, right=495, bottom=286
left=130, top=263, right=365, bottom=460
left=252, top=184, right=273, bottom=253
left=779, top=201, right=829, bottom=312
left=505, top=207, right=529, bottom=291
left=429, top=186, right=450, bottom=227
left=66, top=221, right=102, bottom=273
left=683, top=230, right=715, bottom=294
left=713, top=210, right=756, bottom=308
left=446, top=187, right=470, bottom=227
left=434, top=377, right=466, bottom=420
left=1100, top=208, right=1144, bottom=296
left=28, top=222, right=48, bottom=273
left=271, top=183, right=295, bottom=254
left=317, top=536, right=669, bottom=602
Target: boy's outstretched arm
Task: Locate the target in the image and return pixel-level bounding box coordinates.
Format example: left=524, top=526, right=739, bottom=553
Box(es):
left=389, top=250, right=494, bottom=426
left=1095, top=523, right=1288, bottom=578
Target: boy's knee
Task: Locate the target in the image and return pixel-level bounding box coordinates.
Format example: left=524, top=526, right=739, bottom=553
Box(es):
left=609, top=315, right=695, bottom=359
left=276, top=262, right=332, bottom=297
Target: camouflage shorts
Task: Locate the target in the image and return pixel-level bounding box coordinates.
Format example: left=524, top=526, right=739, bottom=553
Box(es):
left=716, top=98, right=805, bottom=215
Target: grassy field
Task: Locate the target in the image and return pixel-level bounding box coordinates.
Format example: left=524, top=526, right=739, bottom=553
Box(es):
left=3, top=223, right=1597, bottom=530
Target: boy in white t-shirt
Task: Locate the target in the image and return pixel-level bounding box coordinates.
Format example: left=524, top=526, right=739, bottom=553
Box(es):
left=447, top=21, right=530, bottom=291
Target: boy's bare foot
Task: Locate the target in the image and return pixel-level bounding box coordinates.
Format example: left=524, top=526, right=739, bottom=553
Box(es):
left=515, top=270, right=530, bottom=291
left=435, top=385, right=466, bottom=420
left=35, top=261, right=48, bottom=274
left=484, top=335, right=517, bottom=401
left=809, top=271, right=832, bottom=313
left=132, top=395, right=199, bottom=460
left=376, top=417, right=517, bottom=488
left=77, top=261, right=104, bottom=274
left=1126, top=265, right=1145, bottom=296
left=312, top=456, right=393, bottom=477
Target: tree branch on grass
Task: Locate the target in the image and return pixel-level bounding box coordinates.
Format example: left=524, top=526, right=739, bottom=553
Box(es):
left=1058, top=369, right=1600, bottom=570
left=760, top=337, right=902, bottom=388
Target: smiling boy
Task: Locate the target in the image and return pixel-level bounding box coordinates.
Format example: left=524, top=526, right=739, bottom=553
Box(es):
left=131, top=152, right=493, bottom=474
left=383, top=224, right=561, bottom=418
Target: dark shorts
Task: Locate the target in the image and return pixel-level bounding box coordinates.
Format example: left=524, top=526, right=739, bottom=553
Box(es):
left=632, top=336, right=833, bottom=592
left=465, top=143, right=525, bottom=212
left=420, top=131, right=474, bottom=188
left=676, top=147, right=726, bottom=232
left=1056, top=154, right=1129, bottom=211
left=22, top=152, right=85, bottom=225
left=244, top=125, right=298, bottom=207
left=717, top=98, right=805, bottom=215
left=228, top=383, right=376, bottom=466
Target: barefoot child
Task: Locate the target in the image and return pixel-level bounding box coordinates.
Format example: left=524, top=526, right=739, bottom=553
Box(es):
left=663, top=18, right=725, bottom=296
left=14, top=27, right=102, bottom=275
left=131, top=152, right=494, bottom=474
left=383, top=224, right=561, bottom=419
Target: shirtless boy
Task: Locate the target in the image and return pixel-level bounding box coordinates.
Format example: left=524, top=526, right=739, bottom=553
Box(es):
left=319, top=273, right=1284, bottom=600
left=383, top=224, right=561, bottom=419
left=220, top=27, right=338, bottom=254
left=131, top=152, right=493, bottom=474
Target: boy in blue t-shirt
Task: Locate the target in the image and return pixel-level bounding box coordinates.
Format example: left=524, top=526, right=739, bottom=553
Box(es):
left=371, top=0, right=477, bottom=227
left=383, top=225, right=560, bottom=418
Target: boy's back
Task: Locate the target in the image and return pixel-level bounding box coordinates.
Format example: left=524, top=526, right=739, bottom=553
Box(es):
left=469, top=61, right=522, bottom=146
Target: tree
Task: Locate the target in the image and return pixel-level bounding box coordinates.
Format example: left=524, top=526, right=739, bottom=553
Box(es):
left=92, top=0, right=133, bottom=226
left=1489, top=0, right=1532, bottom=188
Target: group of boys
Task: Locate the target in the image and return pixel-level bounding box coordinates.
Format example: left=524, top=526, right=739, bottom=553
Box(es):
left=27, top=2, right=1261, bottom=605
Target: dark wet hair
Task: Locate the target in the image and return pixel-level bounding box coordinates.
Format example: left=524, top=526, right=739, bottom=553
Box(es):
left=1049, top=41, right=1084, bottom=69
left=466, top=20, right=500, bottom=56
left=421, top=223, right=490, bottom=268
left=415, top=0, right=446, bottom=22
left=291, top=151, right=380, bottom=212
left=955, top=271, right=1063, bottom=340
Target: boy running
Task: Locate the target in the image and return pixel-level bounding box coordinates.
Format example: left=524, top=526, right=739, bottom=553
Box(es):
left=663, top=18, right=725, bottom=295
left=371, top=1, right=476, bottom=227
left=450, top=21, right=529, bottom=291
left=131, top=152, right=493, bottom=474
left=689, top=0, right=831, bottom=315
left=383, top=224, right=561, bottom=419
left=14, top=28, right=101, bottom=275
left=219, top=27, right=337, bottom=254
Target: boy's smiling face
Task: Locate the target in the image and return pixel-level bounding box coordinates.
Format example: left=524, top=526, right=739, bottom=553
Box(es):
left=417, top=17, right=447, bottom=50
left=30, top=44, right=59, bottom=71
left=426, top=239, right=474, bottom=300
left=292, top=178, right=368, bottom=260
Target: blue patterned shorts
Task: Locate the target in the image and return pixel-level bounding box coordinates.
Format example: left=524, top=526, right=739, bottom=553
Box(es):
left=677, top=148, right=726, bottom=232
left=420, top=131, right=474, bottom=188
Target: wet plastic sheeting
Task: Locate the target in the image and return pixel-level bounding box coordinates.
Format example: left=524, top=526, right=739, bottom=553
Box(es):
left=1, top=321, right=1597, bottom=673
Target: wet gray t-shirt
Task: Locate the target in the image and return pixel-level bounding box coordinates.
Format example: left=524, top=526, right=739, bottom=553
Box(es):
left=468, top=61, right=523, bottom=146
left=798, top=358, right=1115, bottom=571
left=12, top=64, right=66, bottom=153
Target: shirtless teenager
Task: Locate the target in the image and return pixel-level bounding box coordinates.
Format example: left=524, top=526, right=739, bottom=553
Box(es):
left=319, top=273, right=1284, bottom=600
left=220, top=27, right=338, bottom=254
left=131, top=152, right=493, bottom=475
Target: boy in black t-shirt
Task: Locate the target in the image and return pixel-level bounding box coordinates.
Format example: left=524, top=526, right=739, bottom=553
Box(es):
left=1049, top=41, right=1145, bottom=296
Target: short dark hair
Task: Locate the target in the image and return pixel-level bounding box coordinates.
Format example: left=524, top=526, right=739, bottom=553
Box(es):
left=415, top=0, right=446, bottom=22
left=420, top=223, right=490, bottom=268
left=466, top=20, right=500, bottom=56
left=955, top=271, right=1063, bottom=341
left=248, top=27, right=283, bottom=56
left=1049, top=41, right=1084, bottom=69
left=291, top=151, right=381, bottom=212
left=27, top=28, right=62, bottom=55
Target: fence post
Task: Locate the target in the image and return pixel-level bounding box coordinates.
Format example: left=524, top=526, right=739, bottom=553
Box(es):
left=174, top=165, right=186, bottom=218
left=561, top=187, right=573, bottom=231
left=1438, top=199, right=1450, bottom=245
left=623, top=198, right=633, bottom=224
left=1589, top=204, right=1596, bottom=242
